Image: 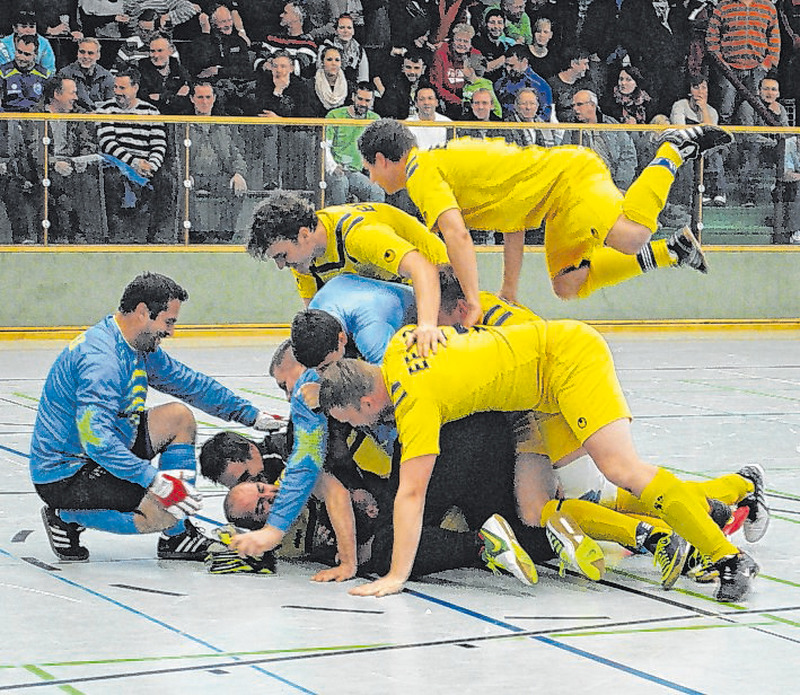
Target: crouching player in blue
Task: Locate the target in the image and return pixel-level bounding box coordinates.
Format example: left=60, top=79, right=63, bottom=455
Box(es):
left=30, top=272, right=279, bottom=562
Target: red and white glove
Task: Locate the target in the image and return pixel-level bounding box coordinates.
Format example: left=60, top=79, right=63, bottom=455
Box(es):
left=253, top=411, right=286, bottom=432
left=149, top=471, right=203, bottom=517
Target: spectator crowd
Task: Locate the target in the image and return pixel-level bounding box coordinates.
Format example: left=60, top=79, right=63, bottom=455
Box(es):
left=1, top=0, right=799, bottom=244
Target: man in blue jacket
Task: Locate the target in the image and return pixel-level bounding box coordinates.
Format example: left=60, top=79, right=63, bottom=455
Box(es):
left=30, top=272, right=278, bottom=562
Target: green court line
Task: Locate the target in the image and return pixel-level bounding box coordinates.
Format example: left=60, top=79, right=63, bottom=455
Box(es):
left=763, top=613, right=800, bottom=628
left=240, top=387, right=285, bottom=403
left=551, top=621, right=775, bottom=638
left=760, top=574, right=800, bottom=590
left=2, top=643, right=388, bottom=671
left=23, top=665, right=84, bottom=694
left=678, top=378, right=800, bottom=404
left=12, top=392, right=39, bottom=403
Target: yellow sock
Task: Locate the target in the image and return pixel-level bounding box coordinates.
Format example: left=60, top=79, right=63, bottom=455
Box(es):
left=541, top=498, right=641, bottom=548
left=687, top=474, right=753, bottom=506
left=607, top=489, right=673, bottom=533
left=639, top=468, right=739, bottom=563
left=576, top=247, right=645, bottom=298
left=622, top=143, right=683, bottom=231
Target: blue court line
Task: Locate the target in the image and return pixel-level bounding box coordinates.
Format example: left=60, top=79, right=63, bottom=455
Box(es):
left=0, top=547, right=314, bottom=694
left=0, top=443, right=29, bottom=458
left=405, top=588, right=705, bottom=695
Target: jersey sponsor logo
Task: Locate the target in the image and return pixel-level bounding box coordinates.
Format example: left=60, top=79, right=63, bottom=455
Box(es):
left=77, top=408, right=101, bottom=447
left=383, top=249, right=396, bottom=263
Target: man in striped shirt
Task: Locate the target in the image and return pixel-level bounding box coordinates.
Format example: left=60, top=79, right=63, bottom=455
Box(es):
left=706, top=0, right=781, bottom=123
left=97, top=65, right=166, bottom=242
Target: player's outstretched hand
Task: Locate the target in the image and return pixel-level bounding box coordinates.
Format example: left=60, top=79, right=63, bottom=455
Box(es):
left=311, top=562, right=357, bottom=583
left=149, top=471, right=202, bottom=517
left=348, top=574, right=406, bottom=597
left=229, top=525, right=283, bottom=557
left=405, top=323, right=447, bottom=358
left=253, top=411, right=285, bottom=432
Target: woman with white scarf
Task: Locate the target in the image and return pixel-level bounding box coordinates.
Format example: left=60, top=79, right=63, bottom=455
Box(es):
left=313, top=45, right=351, bottom=114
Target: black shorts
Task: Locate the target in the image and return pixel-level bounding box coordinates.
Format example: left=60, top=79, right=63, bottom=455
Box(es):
left=35, top=412, right=156, bottom=512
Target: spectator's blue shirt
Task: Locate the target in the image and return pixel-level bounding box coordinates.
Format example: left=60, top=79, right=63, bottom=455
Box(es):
left=308, top=274, right=415, bottom=364
left=494, top=67, right=553, bottom=120
left=29, top=315, right=259, bottom=488
left=266, top=369, right=328, bottom=532
left=0, top=60, right=49, bottom=112
left=0, top=34, right=55, bottom=77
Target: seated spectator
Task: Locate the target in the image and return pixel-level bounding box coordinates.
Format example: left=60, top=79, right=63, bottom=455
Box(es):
left=186, top=81, right=249, bottom=242
left=254, top=48, right=315, bottom=117
left=187, top=4, right=255, bottom=116
left=323, top=80, right=384, bottom=206
left=738, top=75, right=789, bottom=208
left=527, top=17, right=560, bottom=80
left=781, top=136, right=800, bottom=244
left=27, top=76, right=105, bottom=243
left=254, top=1, right=318, bottom=80
left=457, top=86, right=507, bottom=140
left=115, top=9, right=162, bottom=67
left=57, top=37, right=115, bottom=112
left=312, top=44, right=350, bottom=115
left=430, top=22, right=482, bottom=120
left=406, top=83, right=452, bottom=150
left=96, top=66, right=166, bottom=243
left=494, top=44, right=552, bottom=120
left=0, top=34, right=50, bottom=112
left=137, top=33, right=192, bottom=114
left=0, top=11, right=55, bottom=77
left=505, top=87, right=561, bottom=148
left=670, top=74, right=728, bottom=206
left=568, top=89, right=637, bottom=190
left=603, top=65, right=657, bottom=125
left=547, top=48, right=593, bottom=122
left=472, top=7, right=514, bottom=83
left=461, top=54, right=501, bottom=119
left=318, top=13, right=368, bottom=84
left=374, top=47, right=428, bottom=119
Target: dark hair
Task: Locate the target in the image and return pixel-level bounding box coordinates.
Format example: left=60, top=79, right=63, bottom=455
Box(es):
left=483, top=8, right=504, bottom=24
left=269, top=338, right=296, bottom=377
left=247, top=190, right=317, bottom=258
left=139, top=8, right=158, bottom=22
left=43, top=75, right=72, bottom=104
left=617, top=64, right=645, bottom=88
left=14, top=33, right=39, bottom=52
left=358, top=118, right=417, bottom=165
left=403, top=47, right=428, bottom=66
left=562, top=46, right=591, bottom=68
left=336, top=12, right=354, bottom=26
left=191, top=80, right=215, bottom=95
left=291, top=309, right=343, bottom=368
left=116, top=65, right=142, bottom=87
left=318, top=358, right=377, bottom=413
left=118, top=272, right=188, bottom=318
left=438, top=265, right=464, bottom=314
left=199, top=431, right=252, bottom=482
left=354, top=80, right=375, bottom=95
left=13, top=11, right=37, bottom=27
left=504, top=44, right=530, bottom=62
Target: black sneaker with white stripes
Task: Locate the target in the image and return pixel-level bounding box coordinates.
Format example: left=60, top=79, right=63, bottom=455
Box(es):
left=667, top=227, right=708, bottom=274
left=737, top=464, right=770, bottom=542
left=714, top=552, right=759, bottom=603
left=157, top=519, right=215, bottom=561
left=658, top=125, right=733, bottom=161
left=41, top=506, right=89, bottom=562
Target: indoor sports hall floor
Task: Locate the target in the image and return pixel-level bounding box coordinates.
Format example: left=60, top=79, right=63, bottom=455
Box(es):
left=1, top=331, right=798, bottom=694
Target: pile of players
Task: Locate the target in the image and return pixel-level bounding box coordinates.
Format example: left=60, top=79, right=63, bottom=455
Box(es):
left=32, top=121, right=768, bottom=603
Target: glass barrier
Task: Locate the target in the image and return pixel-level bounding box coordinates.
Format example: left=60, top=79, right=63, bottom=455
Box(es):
left=0, top=115, right=797, bottom=246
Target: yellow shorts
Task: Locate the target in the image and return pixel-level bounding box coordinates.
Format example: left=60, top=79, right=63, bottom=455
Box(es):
left=542, top=151, right=624, bottom=278
left=540, top=320, right=632, bottom=443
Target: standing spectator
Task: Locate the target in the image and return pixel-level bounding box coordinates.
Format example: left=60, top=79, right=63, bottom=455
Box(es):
left=137, top=33, right=191, bottom=114
left=318, top=13, right=368, bottom=84
left=706, top=0, right=781, bottom=124
left=115, top=9, right=161, bottom=67
left=374, top=48, right=427, bottom=118
left=255, top=1, right=318, bottom=80
left=187, top=81, right=249, bottom=242
left=306, top=0, right=365, bottom=43
left=569, top=88, right=638, bottom=190
left=0, top=11, right=56, bottom=77
left=57, top=37, right=115, bottom=111
left=493, top=44, right=552, bottom=119
left=0, top=34, right=50, bottom=112
left=505, top=86, right=561, bottom=148
left=407, top=83, right=452, bottom=150
left=430, top=22, right=481, bottom=119
left=121, top=0, right=203, bottom=40
left=526, top=17, right=559, bottom=80
left=96, top=67, right=166, bottom=242
left=312, top=44, right=350, bottom=114
left=604, top=65, right=657, bottom=125
left=323, top=80, right=384, bottom=205
left=188, top=4, right=255, bottom=115
left=670, top=74, right=729, bottom=206
left=738, top=75, right=789, bottom=207
left=472, top=7, right=513, bottom=83
left=497, top=0, right=531, bottom=44
left=547, top=48, right=594, bottom=122
left=77, top=0, right=125, bottom=48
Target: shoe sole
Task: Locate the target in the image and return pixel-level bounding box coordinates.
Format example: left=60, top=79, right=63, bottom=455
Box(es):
left=40, top=507, right=89, bottom=562
left=740, top=463, right=770, bottom=543
left=546, top=514, right=605, bottom=581
left=660, top=537, right=691, bottom=590
left=480, top=515, right=538, bottom=586
left=680, top=227, right=708, bottom=274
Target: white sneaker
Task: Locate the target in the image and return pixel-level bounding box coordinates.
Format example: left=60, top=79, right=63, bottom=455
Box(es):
left=713, top=194, right=727, bottom=206
left=545, top=511, right=606, bottom=581
left=479, top=514, right=538, bottom=586
left=789, top=230, right=800, bottom=245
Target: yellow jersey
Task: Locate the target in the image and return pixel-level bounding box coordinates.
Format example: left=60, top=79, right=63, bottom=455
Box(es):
left=292, top=203, right=449, bottom=300
left=404, top=138, right=604, bottom=234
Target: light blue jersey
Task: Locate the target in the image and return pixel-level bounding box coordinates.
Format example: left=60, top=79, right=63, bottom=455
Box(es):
left=308, top=274, right=416, bottom=364
left=30, top=315, right=259, bottom=488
